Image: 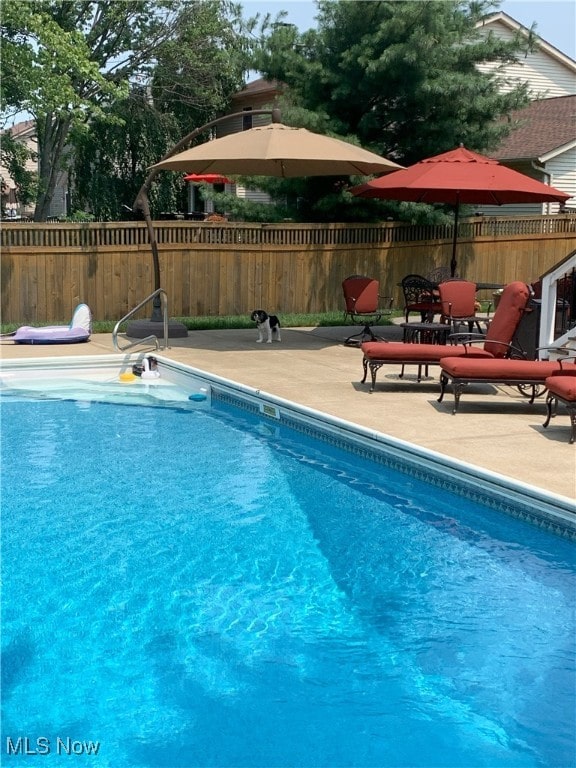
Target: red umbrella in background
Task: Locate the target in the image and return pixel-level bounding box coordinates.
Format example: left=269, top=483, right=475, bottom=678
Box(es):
left=350, top=146, right=571, bottom=276
left=183, top=173, right=233, bottom=184
left=184, top=173, right=233, bottom=223
left=184, top=173, right=234, bottom=224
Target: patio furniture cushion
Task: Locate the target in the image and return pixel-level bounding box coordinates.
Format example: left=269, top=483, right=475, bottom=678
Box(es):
left=547, top=367, right=576, bottom=380
left=407, top=300, right=440, bottom=315
left=361, top=341, right=492, bottom=363
left=482, top=281, right=530, bottom=358
left=438, top=280, right=477, bottom=319
left=546, top=374, right=576, bottom=400
left=438, top=356, right=575, bottom=413
left=439, top=357, right=562, bottom=381
left=543, top=373, right=576, bottom=443
left=342, top=275, right=391, bottom=346
left=438, top=279, right=484, bottom=333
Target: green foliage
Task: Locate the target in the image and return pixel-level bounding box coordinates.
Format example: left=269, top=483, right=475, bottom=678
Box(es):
left=1, top=0, right=537, bottom=225
left=168, top=310, right=388, bottom=330
left=252, top=0, right=533, bottom=222
left=1, top=1, right=253, bottom=220
left=63, top=211, right=95, bottom=222
left=71, top=1, right=254, bottom=219
left=1, top=1, right=149, bottom=219
left=201, top=187, right=292, bottom=222
left=71, top=89, right=185, bottom=219
left=1, top=311, right=389, bottom=335
left=151, top=1, right=249, bottom=128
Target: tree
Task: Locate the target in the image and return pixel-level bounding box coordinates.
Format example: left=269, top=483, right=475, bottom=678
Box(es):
left=150, top=0, right=252, bottom=131
left=1, top=1, right=125, bottom=219
left=71, top=88, right=183, bottom=220
left=1, top=1, right=250, bottom=220
left=251, top=0, right=533, bottom=221
left=71, top=1, right=253, bottom=219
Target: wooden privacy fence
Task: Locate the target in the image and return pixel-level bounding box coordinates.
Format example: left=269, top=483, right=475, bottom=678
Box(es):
left=2, top=217, right=575, bottom=323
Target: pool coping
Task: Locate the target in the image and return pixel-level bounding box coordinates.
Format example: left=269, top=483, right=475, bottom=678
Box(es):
left=2, top=352, right=575, bottom=540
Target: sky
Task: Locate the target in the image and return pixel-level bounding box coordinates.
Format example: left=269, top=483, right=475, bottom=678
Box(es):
left=240, top=0, right=576, bottom=60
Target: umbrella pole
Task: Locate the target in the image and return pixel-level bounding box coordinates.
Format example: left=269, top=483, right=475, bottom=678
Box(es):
left=130, top=108, right=281, bottom=335
left=133, top=189, right=162, bottom=322
left=450, top=202, right=460, bottom=277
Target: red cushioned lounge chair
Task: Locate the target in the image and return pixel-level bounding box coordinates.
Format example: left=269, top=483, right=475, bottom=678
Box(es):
left=361, top=281, right=531, bottom=392
left=543, top=359, right=576, bottom=443
left=437, top=354, right=576, bottom=413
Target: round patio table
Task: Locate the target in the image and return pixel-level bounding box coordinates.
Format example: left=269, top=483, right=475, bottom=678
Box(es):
left=400, top=322, right=451, bottom=345
left=400, top=322, right=452, bottom=381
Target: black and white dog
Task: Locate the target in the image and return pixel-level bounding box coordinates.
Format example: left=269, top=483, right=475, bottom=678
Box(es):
left=250, top=309, right=281, bottom=343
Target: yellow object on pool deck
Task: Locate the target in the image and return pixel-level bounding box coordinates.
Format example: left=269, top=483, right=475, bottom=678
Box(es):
left=119, top=372, right=136, bottom=383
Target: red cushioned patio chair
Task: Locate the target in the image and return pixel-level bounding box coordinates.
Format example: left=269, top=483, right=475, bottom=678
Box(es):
left=438, top=279, right=487, bottom=334
left=542, top=357, right=576, bottom=443
left=342, top=275, right=392, bottom=346
left=361, top=281, right=531, bottom=392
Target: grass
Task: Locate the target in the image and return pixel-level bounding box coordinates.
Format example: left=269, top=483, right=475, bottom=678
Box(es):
left=1, top=311, right=399, bottom=335
left=1, top=304, right=494, bottom=335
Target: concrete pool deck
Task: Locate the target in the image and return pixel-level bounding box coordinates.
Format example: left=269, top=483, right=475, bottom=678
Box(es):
left=2, top=324, right=575, bottom=503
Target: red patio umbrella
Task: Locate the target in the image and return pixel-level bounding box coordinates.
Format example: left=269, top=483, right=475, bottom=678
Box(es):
left=183, top=173, right=233, bottom=184
left=350, top=146, right=571, bottom=276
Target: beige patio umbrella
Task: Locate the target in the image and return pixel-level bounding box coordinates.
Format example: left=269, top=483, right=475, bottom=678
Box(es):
left=132, top=110, right=401, bottom=338
left=150, top=121, right=402, bottom=177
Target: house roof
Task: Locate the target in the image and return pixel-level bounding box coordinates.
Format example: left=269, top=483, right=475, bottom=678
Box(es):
left=2, top=119, right=35, bottom=139
left=230, top=78, right=281, bottom=101
left=478, top=12, right=576, bottom=70
left=493, top=95, right=576, bottom=162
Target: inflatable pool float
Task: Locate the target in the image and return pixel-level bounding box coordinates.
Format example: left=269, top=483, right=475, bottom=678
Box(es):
left=12, top=304, right=92, bottom=345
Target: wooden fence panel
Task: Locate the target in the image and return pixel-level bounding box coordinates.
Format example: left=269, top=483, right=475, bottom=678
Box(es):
left=1, top=220, right=574, bottom=323
left=22, top=253, right=39, bottom=321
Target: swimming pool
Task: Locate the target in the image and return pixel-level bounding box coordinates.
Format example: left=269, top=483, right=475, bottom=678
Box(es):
left=2, top=355, right=575, bottom=768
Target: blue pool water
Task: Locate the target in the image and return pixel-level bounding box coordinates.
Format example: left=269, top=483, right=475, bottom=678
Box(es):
left=1, top=389, right=575, bottom=768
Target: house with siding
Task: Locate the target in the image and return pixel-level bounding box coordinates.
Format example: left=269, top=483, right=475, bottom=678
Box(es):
left=477, top=95, right=576, bottom=215
left=225, top=79, right=284, bottom=207
left=475, top=11, right=576, bottom=98
left=0, top=119, right=69, bottom=220
left=473, top=12, right=576, bottom=215
left=186, top=79, right=285, bottom=214
left=0, top=120, right=35, bottom=219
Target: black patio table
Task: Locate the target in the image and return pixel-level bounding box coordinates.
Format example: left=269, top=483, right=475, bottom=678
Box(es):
left=400, top=281, right=504, bottom=290
left=475, top=282, right=504, bottom=290
left=400, top=322, right=451, bottom=345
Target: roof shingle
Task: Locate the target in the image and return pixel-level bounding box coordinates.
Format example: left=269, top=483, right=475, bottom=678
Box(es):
left=494, top=95, right=576, bottom=160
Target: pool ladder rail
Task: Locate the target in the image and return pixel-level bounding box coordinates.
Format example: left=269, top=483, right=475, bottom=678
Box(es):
left=113, top=289, right=169, bottom=352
